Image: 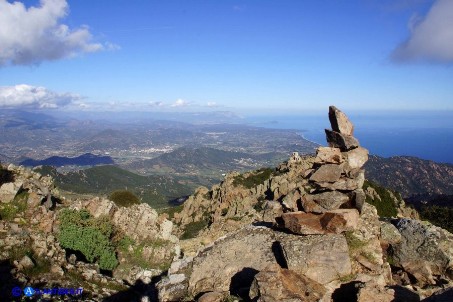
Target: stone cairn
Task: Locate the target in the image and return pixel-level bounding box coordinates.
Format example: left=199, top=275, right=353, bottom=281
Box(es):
left=281, top=106, right=369, bottom=235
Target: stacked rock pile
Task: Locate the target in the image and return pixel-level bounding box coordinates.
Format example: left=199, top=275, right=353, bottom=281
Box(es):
left=281, top=106, right=369, bottom=235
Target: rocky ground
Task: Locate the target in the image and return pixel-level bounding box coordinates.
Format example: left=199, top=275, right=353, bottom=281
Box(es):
left=0, top=106, right=452, bottom=302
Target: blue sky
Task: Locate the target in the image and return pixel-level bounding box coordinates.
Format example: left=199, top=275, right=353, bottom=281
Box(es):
left=0, top=0, right=452, bottom=113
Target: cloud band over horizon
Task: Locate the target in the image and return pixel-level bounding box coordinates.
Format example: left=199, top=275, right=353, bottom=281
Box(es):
left=0, top=84, right=81, bottom=109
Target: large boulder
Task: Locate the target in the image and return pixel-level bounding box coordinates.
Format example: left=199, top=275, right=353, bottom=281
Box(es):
left=329, top=105, right=354, bottom=136
left=158, top=226, right=353, bottom=300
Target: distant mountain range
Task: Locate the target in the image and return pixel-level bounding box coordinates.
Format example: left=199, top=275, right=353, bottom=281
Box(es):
left=20, top=153, right=114, bottom=167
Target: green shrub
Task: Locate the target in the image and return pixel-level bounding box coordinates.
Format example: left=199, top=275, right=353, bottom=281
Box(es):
left=117, top=236, right=135, bottom=252
left=0, top=192, right=28, bottom=221
left=181, top=220, right=209, bottom=240
left=363, top=180, right=398, bottom=217
left=58, top=209, right=118, bottom=270
left=109, top=190, right=140, bottom=207
left=233, top=168, right=273, bottom=189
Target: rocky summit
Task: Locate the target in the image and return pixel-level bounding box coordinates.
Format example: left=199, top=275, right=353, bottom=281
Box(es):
left=0, top=106, right=452, bottom=302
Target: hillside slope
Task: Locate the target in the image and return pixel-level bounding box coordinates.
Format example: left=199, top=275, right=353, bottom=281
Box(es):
left=127, top=146, right=286, bottom=176
left=365, top=155, right=453, bottom=197
left=36, top=165, right=193, bottom=208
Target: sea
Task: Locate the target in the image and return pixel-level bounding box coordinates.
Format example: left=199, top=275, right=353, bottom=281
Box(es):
left=245, top=111, right=453, bottom=165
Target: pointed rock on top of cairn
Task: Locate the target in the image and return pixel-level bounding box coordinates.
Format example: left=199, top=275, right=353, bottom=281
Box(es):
left=329, top=105, right=354, bottom=136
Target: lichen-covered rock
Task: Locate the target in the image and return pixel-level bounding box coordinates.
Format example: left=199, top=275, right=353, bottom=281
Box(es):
left=304, top=191, right=349, bottom=211
left=280, top=233, right=352, bottom=284
left=390, top=219, right=453, bottom=286
left=158, top=226, right=353, bottom=300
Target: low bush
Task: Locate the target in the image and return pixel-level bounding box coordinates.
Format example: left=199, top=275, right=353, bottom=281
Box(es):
left=58, top=209, right=118, bottom=270
left=363, top=180, right=398, bottom=217
left=233, top=168, right=274, bottom=189
left=181, top=220, right=209, bottom=240
left=109, top=190, right=140, bottom=207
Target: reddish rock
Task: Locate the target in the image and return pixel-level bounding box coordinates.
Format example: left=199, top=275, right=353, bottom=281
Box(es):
left=300, top=195, right=326, bottom=213
left=282, top=212, right=325, bottom=235
left=249, top=264, right=327, bottom=302
left=281, top=209, right=359, bottom=235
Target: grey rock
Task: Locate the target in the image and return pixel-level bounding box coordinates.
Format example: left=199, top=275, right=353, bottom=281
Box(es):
left=343, top=147, right=369, bottom=170
left=315, top=172, right=364, bottom=191
left=309, top=164, right=342, bottom=183
left=380, top=221, right=402, bottom=246
left=307, top=191, right=349, bottom=211
left=391, top=219, right=453, bottom=286
left=353, top=189, right=366, bottom=213
left=325, top=129, right=360, bottom=151
left=281, top=233, right=352, bottom=284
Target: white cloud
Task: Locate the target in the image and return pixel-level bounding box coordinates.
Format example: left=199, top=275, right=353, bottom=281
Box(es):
left=170, top=99, right=190, bottom=107
left=0, top=0, right=112, bottom=66
left=206, top=101, right=220, bottom=107
left=149, top=101, right=164, bottom=107
left=0, top=84, right=81, bottom=109
left=391, top=0, right=453, bottom=63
